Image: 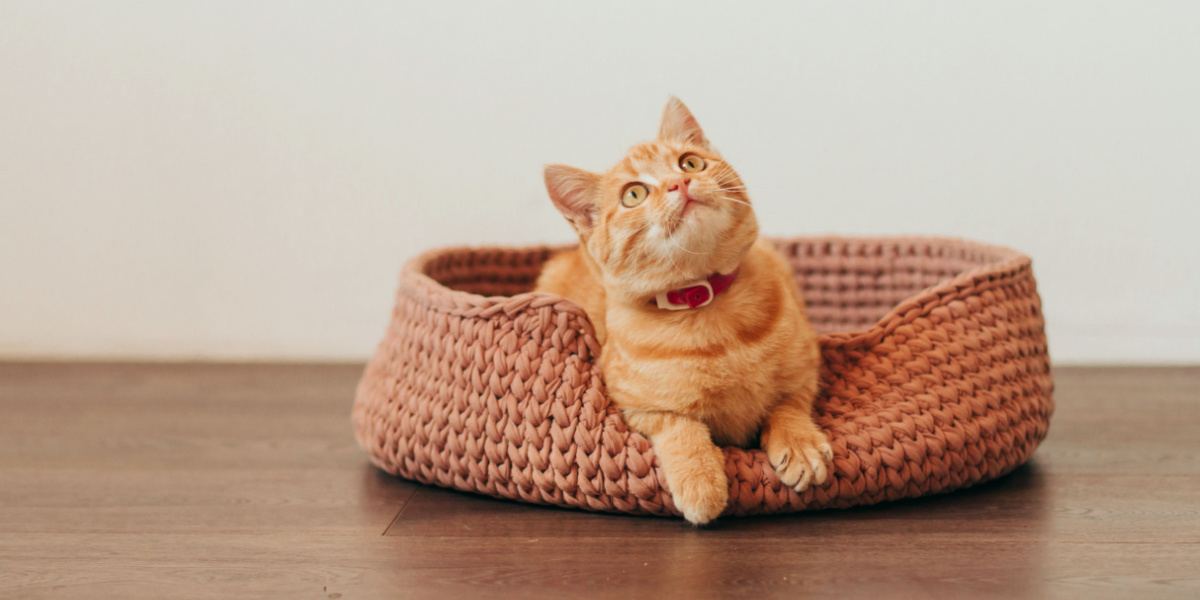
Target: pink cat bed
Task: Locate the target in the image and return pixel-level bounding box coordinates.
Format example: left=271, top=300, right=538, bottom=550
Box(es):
left=353, top=236, right=1054, bottom=517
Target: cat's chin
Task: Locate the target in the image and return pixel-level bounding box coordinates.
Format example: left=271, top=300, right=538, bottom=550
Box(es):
left=664, top=204, right=715, bottom=240
left=675, top=196, right=713, bottom=223
left=670, top=213, right=738, bottom=256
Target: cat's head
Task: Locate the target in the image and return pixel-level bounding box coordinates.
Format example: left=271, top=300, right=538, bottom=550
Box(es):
left=544, top=97, right=758, bottom=300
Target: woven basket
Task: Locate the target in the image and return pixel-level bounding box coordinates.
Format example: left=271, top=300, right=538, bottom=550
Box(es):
left=353, top=236, right=1053, bottom=517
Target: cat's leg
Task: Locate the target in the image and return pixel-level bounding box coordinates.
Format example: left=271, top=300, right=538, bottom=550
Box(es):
left=761, top=370, right=833, bottom=493
left=624, top=410, right=728, bottom=525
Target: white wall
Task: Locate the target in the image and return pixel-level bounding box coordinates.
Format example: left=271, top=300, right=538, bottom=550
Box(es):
left=1, top=1, right=1197, bottom=363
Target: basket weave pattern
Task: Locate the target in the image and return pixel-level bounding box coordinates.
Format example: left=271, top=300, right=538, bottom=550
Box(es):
left=353, top=236, right=1053, bottom=516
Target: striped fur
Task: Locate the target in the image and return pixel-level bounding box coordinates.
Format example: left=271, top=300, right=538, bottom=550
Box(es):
left=536, top=98, right=829, bottom=525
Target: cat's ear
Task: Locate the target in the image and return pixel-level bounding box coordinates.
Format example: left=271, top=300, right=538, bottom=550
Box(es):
left=544, top=164, right=600, bottom=233
left=658, top=96, right=708, bottom=146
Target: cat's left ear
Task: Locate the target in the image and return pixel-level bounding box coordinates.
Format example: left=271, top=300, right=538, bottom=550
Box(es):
left=544, top=164, right=600, bottom=234
left=658, top=96, right=708, bottom=147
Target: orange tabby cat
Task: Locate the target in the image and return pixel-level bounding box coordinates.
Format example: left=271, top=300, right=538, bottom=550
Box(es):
left=536, top=98, right=830, bottom=525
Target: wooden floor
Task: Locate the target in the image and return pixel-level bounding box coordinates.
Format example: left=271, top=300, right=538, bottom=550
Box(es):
left=0, top=364, right=1197, bottom=599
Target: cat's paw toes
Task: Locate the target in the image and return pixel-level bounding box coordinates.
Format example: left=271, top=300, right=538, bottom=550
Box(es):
left=764, top=430, right=833, bottom=493
left=669, top=462, right=729, bottom=526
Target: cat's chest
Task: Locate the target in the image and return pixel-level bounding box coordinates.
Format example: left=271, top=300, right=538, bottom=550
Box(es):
left=607, top=339, right=784, bottom=426
left=673, top=366, right=775, bottom=446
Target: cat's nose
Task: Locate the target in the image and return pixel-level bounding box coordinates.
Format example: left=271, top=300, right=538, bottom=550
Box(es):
left=668, top=178, right=691, bottom=192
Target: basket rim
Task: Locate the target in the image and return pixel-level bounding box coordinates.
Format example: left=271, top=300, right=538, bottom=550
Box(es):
left=395, top=234, right=1033, bottom=350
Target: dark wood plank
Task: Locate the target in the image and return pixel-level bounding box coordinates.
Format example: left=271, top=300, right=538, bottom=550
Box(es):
left=0, top=363, right=1198, bottom=599
left=0, top=363, right=418, bottom=534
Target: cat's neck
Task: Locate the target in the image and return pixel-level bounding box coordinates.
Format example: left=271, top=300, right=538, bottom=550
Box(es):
left=604, top=249, right=768, bottom=318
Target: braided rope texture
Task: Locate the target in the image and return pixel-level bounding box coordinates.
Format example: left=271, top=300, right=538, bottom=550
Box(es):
left=353, top=236, right=1054, bottom=517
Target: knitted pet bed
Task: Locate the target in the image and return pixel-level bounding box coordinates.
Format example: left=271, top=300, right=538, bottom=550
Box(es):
left=353, top=236, right=1053, bottom=517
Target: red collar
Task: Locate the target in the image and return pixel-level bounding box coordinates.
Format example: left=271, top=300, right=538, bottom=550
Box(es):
left=654, top=269, right=739, bottom=310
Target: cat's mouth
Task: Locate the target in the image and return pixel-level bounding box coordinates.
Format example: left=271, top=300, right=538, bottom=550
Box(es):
left=664, top=195, right=708, bottom=236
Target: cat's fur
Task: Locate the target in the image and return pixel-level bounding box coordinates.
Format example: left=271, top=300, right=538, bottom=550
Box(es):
left=535, top=98, right=830, bottom=525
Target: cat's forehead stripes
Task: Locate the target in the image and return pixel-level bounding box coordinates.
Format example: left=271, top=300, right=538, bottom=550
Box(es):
left=625, top=142, right=664, bottom=162
left=616, top=142, right=680, bottom=180
left=617, top=163, right=676, bottom=191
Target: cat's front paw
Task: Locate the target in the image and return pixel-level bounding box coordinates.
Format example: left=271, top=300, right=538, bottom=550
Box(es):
left=667, top=447, right=729, bottom=526
left=762, top=428, right=833, bottom=493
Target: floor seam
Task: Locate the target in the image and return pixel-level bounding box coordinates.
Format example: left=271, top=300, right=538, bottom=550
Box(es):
left=381, top=486, right=421, bottom=536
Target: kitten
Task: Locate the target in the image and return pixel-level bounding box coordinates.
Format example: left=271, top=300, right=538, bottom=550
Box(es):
left=536, top=98, right=830, bottom=525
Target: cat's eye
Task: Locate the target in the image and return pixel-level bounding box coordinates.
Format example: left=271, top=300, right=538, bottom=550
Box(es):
left=621, top=183, right=649, bottom=208
left=679, top=153, right=706, bottom=173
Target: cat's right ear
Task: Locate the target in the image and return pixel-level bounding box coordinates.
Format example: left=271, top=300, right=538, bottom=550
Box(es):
left=543, top=164, right=599, bottom=233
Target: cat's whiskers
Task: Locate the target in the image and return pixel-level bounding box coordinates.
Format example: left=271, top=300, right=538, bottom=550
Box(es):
left=717, top=188, right=748, bottom=196
left=715, top=193, right=753, bottom=208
